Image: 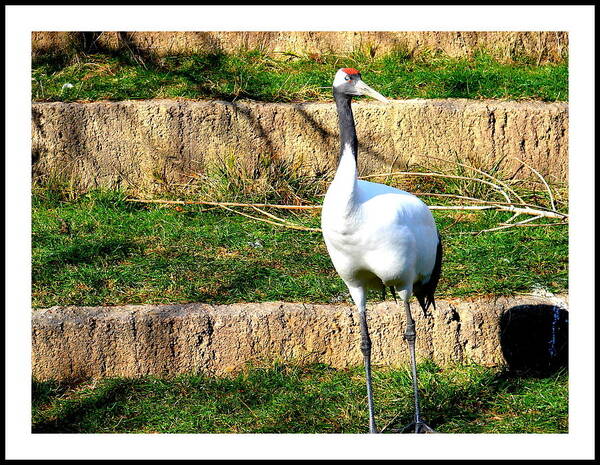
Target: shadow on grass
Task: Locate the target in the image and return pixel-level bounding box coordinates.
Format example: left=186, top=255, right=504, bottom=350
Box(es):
left=32, top=379, right=137, bottom=433
left=181, top=262, right=284, bottom=303
left=41, top=238, right=139, bottom=267
left=383, top=366, right=567, bottom=434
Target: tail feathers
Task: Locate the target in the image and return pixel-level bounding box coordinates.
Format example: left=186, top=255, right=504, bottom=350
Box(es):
left=414, top=231, right=442, bottom=316
left=416, top=293, right=436, bottom=314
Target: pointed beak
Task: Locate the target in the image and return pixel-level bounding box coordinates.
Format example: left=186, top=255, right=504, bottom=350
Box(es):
left=355, top=80, right=389, bottom=103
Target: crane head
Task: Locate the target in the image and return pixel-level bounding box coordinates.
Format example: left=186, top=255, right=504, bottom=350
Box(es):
left=333, top=68, right=389, bottom=103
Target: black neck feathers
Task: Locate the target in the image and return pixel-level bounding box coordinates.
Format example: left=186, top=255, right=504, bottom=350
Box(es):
left=334, top=90, right=358, bottom=161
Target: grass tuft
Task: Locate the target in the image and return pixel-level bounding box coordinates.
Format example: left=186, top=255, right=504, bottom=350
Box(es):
left=194, top=152, right=329, bottom=205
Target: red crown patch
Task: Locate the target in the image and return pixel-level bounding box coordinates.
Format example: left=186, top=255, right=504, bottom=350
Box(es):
left=342, top=68, right=360, bottom=75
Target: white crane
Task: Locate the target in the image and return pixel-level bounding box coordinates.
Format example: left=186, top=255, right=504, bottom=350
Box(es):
left=321, top=68, right=442, bottom=434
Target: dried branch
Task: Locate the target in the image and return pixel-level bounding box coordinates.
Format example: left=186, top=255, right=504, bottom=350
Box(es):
left=435, top=154, right=523, bottom=199
left=432, top=155, right=526, bottom=205
left=360, top=171, right=513, bottom=204
left=127, top=198, right=320, bottom=210
left=128, top=198, right=566, bottom=220
left=510, top=156, right=557, bottom=211
left=493, top=205, right=566, bottom=220
left=467, top=220, right=567, bottom=235
left=500, top=215, right=544, bottom=226
left=413, top=192, right=561, bottom=213
left=510, top=222, right=567, bottom=227
left=427, top=205, right=565, bottom=219
left=250, top=205, right=321, bottom=231
left=503, top=212, right=523, bottom=225
left=218, top=204, right=321, bottom=232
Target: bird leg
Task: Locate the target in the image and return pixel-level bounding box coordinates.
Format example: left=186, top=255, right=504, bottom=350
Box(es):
left=401, top=299, right=436, bottom=434
left=359, top=306, right=378, bottom=434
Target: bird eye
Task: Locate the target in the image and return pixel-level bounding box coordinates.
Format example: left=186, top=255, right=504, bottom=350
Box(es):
left=344, top=75, right=351, bottom=81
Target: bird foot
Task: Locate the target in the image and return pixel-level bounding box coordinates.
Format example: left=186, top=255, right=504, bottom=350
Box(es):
left=400, top=421, right=437, bottom=434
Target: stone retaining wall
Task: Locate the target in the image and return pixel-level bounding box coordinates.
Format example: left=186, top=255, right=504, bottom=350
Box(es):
left=32, top=294, right=568, bottom=381
left=32, top=99, right=568, bottom=194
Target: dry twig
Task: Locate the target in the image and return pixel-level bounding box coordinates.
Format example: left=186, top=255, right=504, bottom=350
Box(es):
left=510, top=156, right=557, bottom=211
left=127, top=198, right=320, bottom=210
left=360, top=171, right=513, bottom=204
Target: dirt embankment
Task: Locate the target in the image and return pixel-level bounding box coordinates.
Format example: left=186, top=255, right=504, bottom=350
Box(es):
left=32, top=294, right=568, bottom=381
left=32, top=99, right=568, bottom=194
left=32, top=31, right=568, bottom=64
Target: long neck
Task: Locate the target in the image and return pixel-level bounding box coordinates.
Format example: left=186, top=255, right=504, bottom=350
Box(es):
left=334, top=92, right=358, bottom=162
left=326, top=91, right=359, bottom=214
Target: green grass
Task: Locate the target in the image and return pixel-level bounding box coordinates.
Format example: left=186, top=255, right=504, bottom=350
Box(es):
left=32, top=362, right=568, bottom=433
left=32, top=49, right=568, bottom=103
left=31, top=188, right=568, bottom=308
